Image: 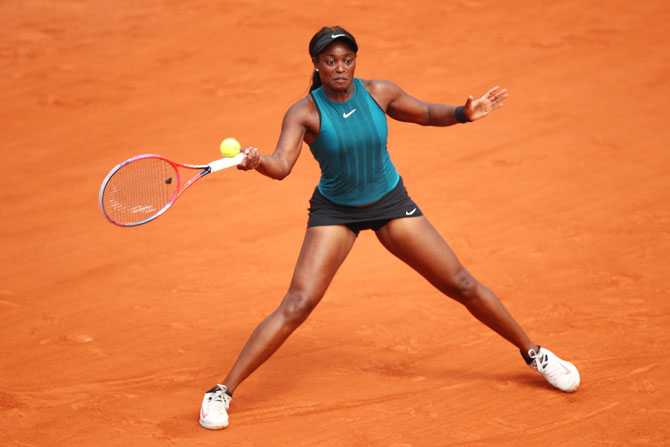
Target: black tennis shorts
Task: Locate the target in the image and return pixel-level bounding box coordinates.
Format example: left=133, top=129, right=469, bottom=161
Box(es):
left=307, top=177, right=423, bottom=236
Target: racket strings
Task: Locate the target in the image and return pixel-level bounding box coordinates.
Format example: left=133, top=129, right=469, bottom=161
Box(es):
left=102, top=157, right=179, bottom=225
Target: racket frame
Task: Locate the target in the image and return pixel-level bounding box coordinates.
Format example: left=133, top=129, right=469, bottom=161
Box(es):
left=99, top=153, right=244, bottom=227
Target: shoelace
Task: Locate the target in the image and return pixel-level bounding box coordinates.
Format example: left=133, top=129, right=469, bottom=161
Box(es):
left=527, top=348, right=547, bottom=371
left=204, top=384, right=231, bottom=415
left=528, top=349, right=567, bottom=383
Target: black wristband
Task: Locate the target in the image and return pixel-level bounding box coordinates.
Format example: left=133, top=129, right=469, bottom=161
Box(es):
left=455, top=106, right=471, bottom=123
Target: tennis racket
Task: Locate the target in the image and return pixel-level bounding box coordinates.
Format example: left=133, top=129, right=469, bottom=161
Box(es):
left=99, top=153, right=245, bottom=227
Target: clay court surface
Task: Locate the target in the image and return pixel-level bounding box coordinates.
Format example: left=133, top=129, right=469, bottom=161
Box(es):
left=2, top=1, right=669, bottom=445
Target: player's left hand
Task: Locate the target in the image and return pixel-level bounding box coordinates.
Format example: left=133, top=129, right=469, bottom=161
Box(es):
left=464, top=85, right=508, bottom=121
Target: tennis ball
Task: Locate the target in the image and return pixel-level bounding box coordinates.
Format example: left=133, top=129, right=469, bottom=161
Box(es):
left=220, top=138, right=241, bottom=157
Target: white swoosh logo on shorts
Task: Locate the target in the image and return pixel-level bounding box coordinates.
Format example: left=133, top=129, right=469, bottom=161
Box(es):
left=343, top=109, right=356, bottom=118
left=405, top=208, right=417, bottom=215
left=331, top=34, right=346, bottom=39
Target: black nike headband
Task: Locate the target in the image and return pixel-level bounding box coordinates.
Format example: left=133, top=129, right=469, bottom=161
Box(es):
left=309, top=31, right=358, bottom=57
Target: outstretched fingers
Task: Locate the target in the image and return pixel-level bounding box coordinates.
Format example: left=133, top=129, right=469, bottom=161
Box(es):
left=466, top=86, right=509, bottom=120
left=485, top=85, right=508, bottom=110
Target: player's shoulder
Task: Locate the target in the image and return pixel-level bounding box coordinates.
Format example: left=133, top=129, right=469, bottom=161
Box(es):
left=360, top=79, right=405, bottom=109
left=361, top=78, right=403, bottom=94
left=291, top=95, right=317, bottom=115
left=283, top=95, right=317, bottom=125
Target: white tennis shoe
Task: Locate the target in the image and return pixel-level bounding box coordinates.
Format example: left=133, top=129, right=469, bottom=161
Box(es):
left=527, top=347, right=580, bottom=392
left=199, top=384, right=231, bottom=430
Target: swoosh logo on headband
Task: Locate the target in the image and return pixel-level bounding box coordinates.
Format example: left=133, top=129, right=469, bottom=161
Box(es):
left=331, top=34, right=346, bottom=39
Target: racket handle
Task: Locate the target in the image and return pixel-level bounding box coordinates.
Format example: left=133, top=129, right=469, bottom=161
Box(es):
left=208, top=153, right=245, bottom=172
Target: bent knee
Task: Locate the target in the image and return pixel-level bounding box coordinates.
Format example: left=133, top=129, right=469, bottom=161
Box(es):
left=279, top=290, right=321, bottom=326
left=442, top=267, right=480, bottom=302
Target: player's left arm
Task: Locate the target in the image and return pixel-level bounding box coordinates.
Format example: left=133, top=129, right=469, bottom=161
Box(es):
left=367, top=79, right=507, bottom=126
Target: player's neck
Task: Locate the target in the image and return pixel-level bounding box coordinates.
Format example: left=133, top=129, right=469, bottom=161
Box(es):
left=323, top=84, right=354, bottom=102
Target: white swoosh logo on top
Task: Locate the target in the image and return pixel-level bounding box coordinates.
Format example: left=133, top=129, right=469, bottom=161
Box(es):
left=343, top=109, right=356, bottom=118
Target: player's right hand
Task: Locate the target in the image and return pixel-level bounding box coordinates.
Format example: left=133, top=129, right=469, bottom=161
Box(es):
left=238, top=147, right=261, bottom=170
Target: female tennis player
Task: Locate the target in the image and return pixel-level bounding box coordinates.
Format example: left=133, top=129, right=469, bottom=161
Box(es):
left=199, top=26, right=580, bottom=430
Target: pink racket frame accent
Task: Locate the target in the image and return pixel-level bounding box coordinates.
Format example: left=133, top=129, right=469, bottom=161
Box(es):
left=99, top=153, right=239, bottom=227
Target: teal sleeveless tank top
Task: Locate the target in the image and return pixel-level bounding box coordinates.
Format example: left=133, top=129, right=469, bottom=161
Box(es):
left=309, top=78, right=400, bottom=206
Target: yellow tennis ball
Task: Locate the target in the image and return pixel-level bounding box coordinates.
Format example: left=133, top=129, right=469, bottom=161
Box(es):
left=220, top=138, right=241, bottom=157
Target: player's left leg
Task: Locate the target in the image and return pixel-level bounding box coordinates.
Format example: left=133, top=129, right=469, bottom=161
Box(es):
left=375, top=216, right=579, bottom=392
left=375, top=215, right=535, bottom=351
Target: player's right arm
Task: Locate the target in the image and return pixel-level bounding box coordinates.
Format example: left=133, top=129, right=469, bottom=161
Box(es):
left=239, top=98, right=311, bottom=180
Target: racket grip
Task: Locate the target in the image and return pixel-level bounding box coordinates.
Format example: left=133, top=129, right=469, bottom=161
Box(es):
left=208, top=153, right=245, bottom=172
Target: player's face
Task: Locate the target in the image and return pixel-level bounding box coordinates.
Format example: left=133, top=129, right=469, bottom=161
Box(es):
left=313, top=41, right=357, bottom=94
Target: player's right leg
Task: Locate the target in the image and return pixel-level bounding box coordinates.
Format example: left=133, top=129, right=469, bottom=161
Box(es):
left=199, top=225, right=356, bottom=430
